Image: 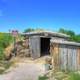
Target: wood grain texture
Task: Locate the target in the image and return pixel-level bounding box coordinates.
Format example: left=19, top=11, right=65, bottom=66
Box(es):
left=51, top=43, right=80, bottom=71
left=77, top=48, right=80, bottom=70
left=51, top=43, right=59, bottom=71
left=59, top=45, right=68, bottom=71
left=29, top=36, right=40, bottom=59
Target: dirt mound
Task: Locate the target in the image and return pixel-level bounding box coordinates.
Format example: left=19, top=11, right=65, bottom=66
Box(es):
left=4, top=39, right=30, bottom=60
left=34, top=55, right=51, bottom=64
left=4, top=44, right=13, bottom=59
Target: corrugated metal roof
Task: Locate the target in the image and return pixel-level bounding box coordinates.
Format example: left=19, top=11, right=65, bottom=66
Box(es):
left=51, top=40, right=80, bottom=46
left=22, top=31, right=69, bottom=38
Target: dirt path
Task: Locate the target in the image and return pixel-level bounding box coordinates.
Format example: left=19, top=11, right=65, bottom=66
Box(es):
left=0, top=59, right=45, bottom=80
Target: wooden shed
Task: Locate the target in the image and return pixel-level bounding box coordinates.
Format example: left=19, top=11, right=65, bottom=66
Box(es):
left=50, top=40, right=80, bottom=71
left=22, top=31, right=69, bottom=59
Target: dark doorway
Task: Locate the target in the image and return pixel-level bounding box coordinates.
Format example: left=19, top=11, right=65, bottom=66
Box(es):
left=40, top=37, right=50, bottom=56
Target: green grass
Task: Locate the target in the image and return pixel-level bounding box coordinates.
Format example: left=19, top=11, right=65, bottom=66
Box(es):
left=68, top=72, right=80, bottom=80
left=54, top=72, right=80, bottom=80
left=38, top=76, right=48, bottom=80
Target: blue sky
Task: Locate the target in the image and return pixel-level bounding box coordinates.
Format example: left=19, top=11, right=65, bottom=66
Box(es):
left=0, top=0, right=80, bottom=33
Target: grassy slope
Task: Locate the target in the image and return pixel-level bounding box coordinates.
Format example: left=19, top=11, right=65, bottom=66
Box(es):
left=0, top=33, right=13, bottom=59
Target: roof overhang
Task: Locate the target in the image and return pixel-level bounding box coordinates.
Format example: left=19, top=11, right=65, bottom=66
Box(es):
left=51, top=40, right=80, bottom=46
left=22, top=31, right=69, bottom=38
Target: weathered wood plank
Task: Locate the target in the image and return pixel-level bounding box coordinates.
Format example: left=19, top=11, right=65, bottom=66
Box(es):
left=51, top=42, right=80, bottom=71
left=29, top=36, right=40, bottom=59
left=59, top=45, right=78, bottom=71
left=67, top=46, right=72, bottom=71
left=52, top=43, right=59, bottom=71
left=77, top=48, right=80, bottom=70
left=59, top=45, right=68, bottom=71
left=72, top=47, right=77, bottom=71
left=67, top=46, right=78, bottom=71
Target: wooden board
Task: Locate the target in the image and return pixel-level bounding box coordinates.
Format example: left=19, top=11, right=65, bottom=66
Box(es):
left=68, top=46, right=77, bottom=71
left=59, top=45, right=78, bottom=71
left=77, top=47, right=80, bottom=70
left=59, top=45, right=68, bottom=71
left=29, top=36, right=40, bottom=59
left=67, top=46, right=73, bottom=71
left=72, top=47, right=77, bottom=71
left=52, top=44, right=59, bottom=71
left=50, top=42, right=80, bottom=71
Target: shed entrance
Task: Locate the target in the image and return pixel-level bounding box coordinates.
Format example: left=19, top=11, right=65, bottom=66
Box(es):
left=40, top=37, right=50, bottom=56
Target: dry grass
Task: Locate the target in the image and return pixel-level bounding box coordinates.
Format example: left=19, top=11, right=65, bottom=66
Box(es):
left=0, top=60, right=13, bottom=74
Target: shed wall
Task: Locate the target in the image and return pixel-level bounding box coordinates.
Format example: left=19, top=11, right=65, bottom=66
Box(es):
left=78, top=48, right=80, bottom=70
left=51, top=43, right=80, bottom=71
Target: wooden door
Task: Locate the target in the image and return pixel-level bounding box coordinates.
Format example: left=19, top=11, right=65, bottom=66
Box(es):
left=29, top=36, right=40, bottom=59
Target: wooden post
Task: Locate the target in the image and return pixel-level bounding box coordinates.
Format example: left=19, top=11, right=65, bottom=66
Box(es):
left=53, top=43, right=59, bottom=71
left=50, top=43, right=59, bottom=72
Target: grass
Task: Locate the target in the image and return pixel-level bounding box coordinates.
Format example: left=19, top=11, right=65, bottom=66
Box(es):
left=0, top=60, right=13, bottom=74
left=68, top=72, right=80, bottom=80
left=39, top=70, right=80, bottom=80
left=53, top=72, right=80, bottom=80
left=38, top=76, right=49, bottom=80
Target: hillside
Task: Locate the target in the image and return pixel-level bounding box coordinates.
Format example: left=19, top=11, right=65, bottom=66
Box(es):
left=0, top=32, right=13, bottom=60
